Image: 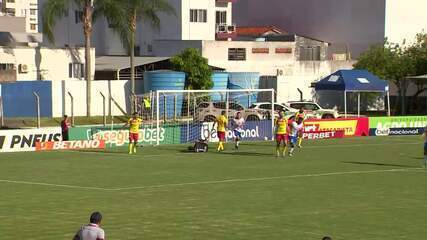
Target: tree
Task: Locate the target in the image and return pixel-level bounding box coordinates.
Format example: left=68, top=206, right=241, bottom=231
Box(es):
left=104, top=0, right=175, bottom=95
left=354, top=41, right=415, bottom=114
left=43, top=0, right=96, bottom=117
left=171, top=48, right=213, bottom=90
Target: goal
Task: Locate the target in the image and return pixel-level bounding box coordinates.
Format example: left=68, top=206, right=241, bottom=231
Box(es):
left=135, top=89, right=276, bottom=146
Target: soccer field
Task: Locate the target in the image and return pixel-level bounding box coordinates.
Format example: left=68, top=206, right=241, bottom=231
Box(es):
left=0, top=136, right=426, bottom=240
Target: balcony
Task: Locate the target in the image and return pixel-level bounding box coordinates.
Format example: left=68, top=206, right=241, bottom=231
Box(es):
left=216, top=24, right=237, bottom=40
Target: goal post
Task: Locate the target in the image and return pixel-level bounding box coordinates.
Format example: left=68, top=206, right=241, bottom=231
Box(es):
left=135, top=89, right=276, bottom=146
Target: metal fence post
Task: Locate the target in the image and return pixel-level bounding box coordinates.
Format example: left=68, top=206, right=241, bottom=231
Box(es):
left=100, top=92, right=106, bottom=126
left=67, top=92, right=75, bottom=126
left=0, top=96, right=4, bottom=128
left=33, top=92, right=40, bottom=128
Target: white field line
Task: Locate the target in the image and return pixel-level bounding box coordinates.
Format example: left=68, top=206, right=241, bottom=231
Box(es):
left=0, top=179, right=111, bottom=191
left=0, top=168, right=423, bottom=192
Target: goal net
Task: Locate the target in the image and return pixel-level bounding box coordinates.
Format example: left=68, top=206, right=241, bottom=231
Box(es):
left=135, top=89, right=275, bottom=146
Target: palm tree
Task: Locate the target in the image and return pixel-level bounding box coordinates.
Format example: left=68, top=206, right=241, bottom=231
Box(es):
left=43, top=0, right=113, bottom=117
left=105, top=0, right=175, bottom=95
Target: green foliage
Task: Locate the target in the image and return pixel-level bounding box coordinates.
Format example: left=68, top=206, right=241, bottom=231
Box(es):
left=406, top=33, right=427, bottom=76
left=103, top=0, right=176, bottom=51
left=42, top=0, right=70, bottom=43
left=171, top=48, right=213, bottom=90
left=353, top=41, right=415, bottom=88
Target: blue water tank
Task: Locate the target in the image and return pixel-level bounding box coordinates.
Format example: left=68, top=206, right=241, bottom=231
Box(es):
left=227, top=72, right=260, bottom=107
left=143, top=71, right=186, bottom=118
left=211, top=72, right=229, bottom=101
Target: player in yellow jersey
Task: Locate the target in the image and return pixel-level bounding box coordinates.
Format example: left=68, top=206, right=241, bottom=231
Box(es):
left=123, top=112, right=142, bottom=154
left=275, top=111, right=288, bottom=157
left=295, top=108, right=306, bottom=148
left=213, top=110, right=228, bottom=152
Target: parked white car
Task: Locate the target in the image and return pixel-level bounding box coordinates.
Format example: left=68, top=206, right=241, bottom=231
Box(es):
left=248, top=102, right=298, bottom=119
left=194, top=102, right=270, bottom=122
left=287, top=101, right=339, bottom=119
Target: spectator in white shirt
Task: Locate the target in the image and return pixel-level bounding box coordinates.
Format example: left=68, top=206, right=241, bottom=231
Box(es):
left=73, top=212, right=105, bottom=240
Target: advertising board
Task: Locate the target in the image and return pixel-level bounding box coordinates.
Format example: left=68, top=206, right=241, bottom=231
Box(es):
left=303, top=118, right=369, bottom=137
left=0, top=127, right=62, bottom=152
left=369, top=116, right=427, bottom=136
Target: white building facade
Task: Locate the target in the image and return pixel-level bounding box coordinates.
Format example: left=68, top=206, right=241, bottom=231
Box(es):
left=0, top=46, right=95, bottom=82
left=0, top=0, right=39, bottom=33
left=233, top=0, right=427, bottom=58
left=39, top=0, right=234, bottom=56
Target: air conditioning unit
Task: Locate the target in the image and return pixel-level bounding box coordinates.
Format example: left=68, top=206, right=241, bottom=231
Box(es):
left=227, top=25, right=236, bottom=33
left=217, top=25, right=227, bottom=33
left=19, top=64, right=29, bottom=73
left=277, top=69, right=284, bottom=76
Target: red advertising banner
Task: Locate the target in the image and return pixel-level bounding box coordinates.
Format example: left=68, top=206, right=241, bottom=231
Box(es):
left=35, top=140, right=106, bottom=151
left=303, top=117, right=369, bottom=137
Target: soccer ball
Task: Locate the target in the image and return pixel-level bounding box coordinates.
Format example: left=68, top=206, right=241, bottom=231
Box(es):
left=264, top=137, right=268, bottom=141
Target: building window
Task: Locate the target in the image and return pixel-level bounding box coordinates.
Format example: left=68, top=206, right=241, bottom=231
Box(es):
left=216, top=11, right=227, bottom=24
left=69, top=63, right=84, bottom=79
left=0, top=63, right=14, bottom=71
left=30, top=24, right=37, bottom=30
left=5, top=8, right=15, bottom=16
left=228, top=48, right=246, bottom=61
left=30, top=9, right=37, bottom=15
left=190, top=9, right=207, bottom=23
left=75, top=10, right=83, bottom=24
left=6, top=0, right=16, bottom=3
left=299, top=46, right=321, bottom=61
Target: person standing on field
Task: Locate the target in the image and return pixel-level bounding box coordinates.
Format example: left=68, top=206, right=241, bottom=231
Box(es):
left=294, top=108, right=306, bottom=148
left=61, top=115, right=71, bottom=141
left=123, top=112, right=143, bottom=154
left=275, top=111, right=288, bottom=157
left=73, top=212, right=105, bottom=240
left=213, top=110, right=228, bottom=152
left=288, top=117, right=304, bottom=157
left=232, top=112, right=245, bottom=150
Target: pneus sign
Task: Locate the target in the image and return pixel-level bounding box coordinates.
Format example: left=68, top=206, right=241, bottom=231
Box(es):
left=369, top=116, right=427, bottom=136
left=0, top=127, right=62, bottom=152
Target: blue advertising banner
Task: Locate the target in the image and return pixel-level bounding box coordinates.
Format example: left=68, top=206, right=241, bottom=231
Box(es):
left=180, top=120, right=272, bottom=143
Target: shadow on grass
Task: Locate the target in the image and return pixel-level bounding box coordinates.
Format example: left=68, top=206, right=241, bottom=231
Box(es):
left=220, top=151, right=274, bottom=157
left=342, top=161, right=416, bottom=168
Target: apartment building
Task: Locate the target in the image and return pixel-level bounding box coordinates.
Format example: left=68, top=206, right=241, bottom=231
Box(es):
left=0, top=0, right=38, bottom=33
left=39, top=0, right=234, bottom=56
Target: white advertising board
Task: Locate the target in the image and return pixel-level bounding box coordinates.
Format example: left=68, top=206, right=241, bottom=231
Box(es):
left=0, top=127, right=62, bottom=152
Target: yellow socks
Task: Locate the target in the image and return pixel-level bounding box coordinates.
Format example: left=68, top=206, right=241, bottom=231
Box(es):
left=128, top=143, right=133, bottom=154
left=218, top=142, right=224, bottom=151
left=133, top=143, right=137, bottom=153
left=298, top=138, right=303, bottom=147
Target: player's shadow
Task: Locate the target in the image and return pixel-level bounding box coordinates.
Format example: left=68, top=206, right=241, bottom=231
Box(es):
left=221, top=151, right=274, bottom=157
left=341, top=161, right=415, bottom=168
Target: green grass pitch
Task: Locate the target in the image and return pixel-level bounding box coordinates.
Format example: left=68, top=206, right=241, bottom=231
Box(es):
left=0, top=136, right=426, bottom=239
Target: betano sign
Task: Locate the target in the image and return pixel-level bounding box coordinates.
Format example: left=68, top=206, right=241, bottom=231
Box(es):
left=35, top=140, right=105, bottom=151
left=0, top=127, right=62, bottom=152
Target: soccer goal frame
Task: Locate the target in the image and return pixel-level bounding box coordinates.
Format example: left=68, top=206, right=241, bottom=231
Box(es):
left=137, top=89, right=276, bottom=146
